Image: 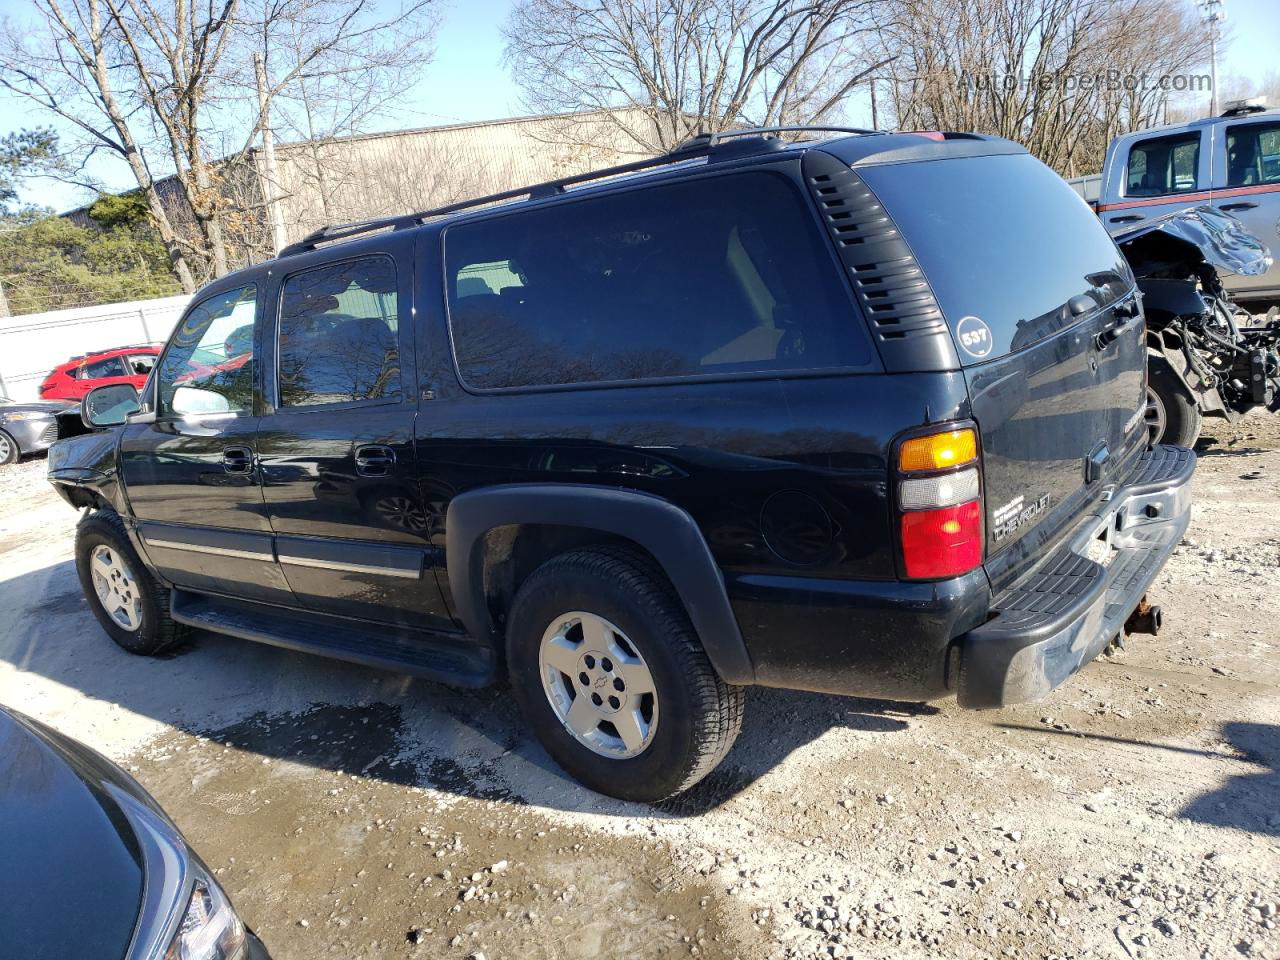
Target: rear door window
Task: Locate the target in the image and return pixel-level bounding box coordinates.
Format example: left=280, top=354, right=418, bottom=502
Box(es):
left=1125, top=132, right=1202, bottom=196
left=80, top=355, right=128, bottom=379
left=858, top=153, right=1131, bottom=363
left=1225, top=122, right=1280, bottom=186
left=277, top=256, right=401, bottom=407
left=444, top=171, right=871, bottom=389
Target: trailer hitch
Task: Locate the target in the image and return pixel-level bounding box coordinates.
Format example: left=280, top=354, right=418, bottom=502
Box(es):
left=1124, top=596, right=1163, bottom=636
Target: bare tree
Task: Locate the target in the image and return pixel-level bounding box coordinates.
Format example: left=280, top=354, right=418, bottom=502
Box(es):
left=0, top=0, right=440, bottom=287
left=877, top=0, right=1211, bottom=176
left=227, top=0, right=438, bottom=249
left=0, top=0, right=203, bottom=289
left=503, top=0, right=893, bottom=154
left=1220, top=69, right=1280, bottom=109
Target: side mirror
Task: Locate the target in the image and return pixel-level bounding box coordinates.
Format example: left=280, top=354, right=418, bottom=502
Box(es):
left=82, top=383, right=141, bottom=428
left=171, top=385, right=232, bottom=415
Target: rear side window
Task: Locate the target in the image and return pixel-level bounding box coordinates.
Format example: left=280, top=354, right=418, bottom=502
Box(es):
left=1226, top=122, right=1280, bottom=187
left=127, top=355, right=156, bottom=376
left=277, top=256, right=401, bottom=407
left=1125, top=133, right=1201, bottom=196
left=859, top=153, right=1131, bottom=363
left=444, top=172, right=870, bottom=389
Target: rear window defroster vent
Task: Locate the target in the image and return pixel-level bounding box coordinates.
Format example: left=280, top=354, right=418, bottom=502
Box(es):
left=802, top=150, right=959, bottom=372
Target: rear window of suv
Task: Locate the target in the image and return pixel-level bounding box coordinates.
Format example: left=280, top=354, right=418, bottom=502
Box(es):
left=858, top=153, right=1131, bottom=363
left=444, top=171, right=872, bottom=389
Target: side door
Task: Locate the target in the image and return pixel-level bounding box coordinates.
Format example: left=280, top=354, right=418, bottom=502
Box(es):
left=255, top=239, right=453, bottom=631
left=1098, top=128, right=1211, bottom=232
left=1211, top=117, right=1280, bottom=298
left=119, top=283, right=293, bottom=605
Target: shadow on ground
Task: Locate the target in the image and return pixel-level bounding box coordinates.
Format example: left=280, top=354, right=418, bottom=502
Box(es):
left=1, top=557, right=935, bottom=818
left=997, top=721, right=1280, bottom=837
left=1180, top=722, right=1280, bottom=837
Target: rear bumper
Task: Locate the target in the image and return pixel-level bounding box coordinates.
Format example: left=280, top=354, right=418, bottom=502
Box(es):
left=955, top=444, right=1195, bottom=708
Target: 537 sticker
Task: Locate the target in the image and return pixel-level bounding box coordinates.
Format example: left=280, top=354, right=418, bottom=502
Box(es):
left=956, top=316, right=994, bottom=359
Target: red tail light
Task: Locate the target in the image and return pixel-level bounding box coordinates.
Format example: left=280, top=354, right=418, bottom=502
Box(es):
left=896, top=425, right=983, bottom=580
left=900, top=501, right=983, bottom=579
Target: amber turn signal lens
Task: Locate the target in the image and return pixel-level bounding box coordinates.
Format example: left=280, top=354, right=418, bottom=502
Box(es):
left=898, top=429, right=977, bottom=473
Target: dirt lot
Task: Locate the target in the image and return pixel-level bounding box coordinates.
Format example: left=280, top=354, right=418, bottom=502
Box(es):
left=1, top=418, right=1278, bottom=960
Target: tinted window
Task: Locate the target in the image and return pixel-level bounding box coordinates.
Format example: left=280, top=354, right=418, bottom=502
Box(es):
left=278, top=257, right=400, bottom=407
left=1226, top=122, right=1280, bottom=187
left=81, top=356, right=128, bottom=379
left=859, top=153, right=1131, bottom=363
left=445, top=172, right=869, bottom=389
left=1125, top=133, right=1201, bottom=196
left=157, top=286, right=257, bottom=416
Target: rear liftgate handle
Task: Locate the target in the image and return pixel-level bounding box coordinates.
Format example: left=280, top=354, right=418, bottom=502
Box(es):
left=1095, top=298, right=1142, bottom=350
left=355, top=444, right=396, bottom=477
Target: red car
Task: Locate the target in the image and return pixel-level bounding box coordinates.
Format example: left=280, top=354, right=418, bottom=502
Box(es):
left=39, top=345, right=161, bottom=402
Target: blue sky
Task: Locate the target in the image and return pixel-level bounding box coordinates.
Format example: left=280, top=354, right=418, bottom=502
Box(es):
left=3, top=0, right=1277, bottom=211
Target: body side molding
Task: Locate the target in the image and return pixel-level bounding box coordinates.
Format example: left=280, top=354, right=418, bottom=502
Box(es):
left=445, top=484, right=755, bottom=685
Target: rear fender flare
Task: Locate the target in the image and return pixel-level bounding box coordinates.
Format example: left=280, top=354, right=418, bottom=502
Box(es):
left=445, top=484, right=754, bottom=685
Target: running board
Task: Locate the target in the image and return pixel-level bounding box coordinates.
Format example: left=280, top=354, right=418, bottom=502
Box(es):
left=170, top=590, right=497, bottom=688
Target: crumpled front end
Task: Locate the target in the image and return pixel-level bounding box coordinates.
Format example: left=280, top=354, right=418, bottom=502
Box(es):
left=47, top=426, right=125, bottom=512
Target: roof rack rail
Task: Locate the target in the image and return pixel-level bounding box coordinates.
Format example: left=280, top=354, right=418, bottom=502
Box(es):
left=668, top=125, right=881, bottom=153
left=278, top=124, right=877, bottom=258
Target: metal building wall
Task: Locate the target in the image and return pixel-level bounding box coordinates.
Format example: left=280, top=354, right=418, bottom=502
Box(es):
left=268, top=111, right=661, bottom=242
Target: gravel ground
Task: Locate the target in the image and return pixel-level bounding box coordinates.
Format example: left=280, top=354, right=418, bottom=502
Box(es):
left=1, top=417, right=1278, bottom=960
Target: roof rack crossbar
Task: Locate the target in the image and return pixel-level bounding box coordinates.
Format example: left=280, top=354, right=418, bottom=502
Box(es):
left=278, top=124, right=879, bottom=258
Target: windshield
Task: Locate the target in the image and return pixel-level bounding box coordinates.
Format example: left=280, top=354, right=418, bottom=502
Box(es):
left=859, top=153, right=1132, bottom=364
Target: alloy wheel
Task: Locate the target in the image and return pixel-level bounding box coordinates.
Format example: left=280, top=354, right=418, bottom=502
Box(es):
left=90, top=544, right=143, bottom=632
left=538, top=611, right=658, bottom=759
left=1144, top=386, right=1167, bottom=446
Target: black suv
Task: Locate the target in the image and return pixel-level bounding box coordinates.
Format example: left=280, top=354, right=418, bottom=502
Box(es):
left=50, top=128, right=1195, bottom=802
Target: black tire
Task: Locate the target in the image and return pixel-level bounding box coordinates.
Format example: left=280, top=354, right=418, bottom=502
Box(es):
left=506, top=547, right=745, bottom=802
left=76, top=510, right=188, bottom=655
left=1146, top=355, right=1201, bottom=448
left=0, top=429, right=18, bottom=465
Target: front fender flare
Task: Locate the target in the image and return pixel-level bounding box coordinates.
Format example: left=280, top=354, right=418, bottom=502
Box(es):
left=445, top=484, right=754, bottom=685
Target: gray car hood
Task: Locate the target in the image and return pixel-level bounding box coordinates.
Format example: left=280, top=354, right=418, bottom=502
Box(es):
left=1113, top=204, right=1273, bottom=278
left=0, top=399, right=73, bottom=416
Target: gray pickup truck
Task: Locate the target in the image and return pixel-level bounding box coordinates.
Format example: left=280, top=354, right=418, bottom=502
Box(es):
left=1071, top=98, right=1280, bottom=306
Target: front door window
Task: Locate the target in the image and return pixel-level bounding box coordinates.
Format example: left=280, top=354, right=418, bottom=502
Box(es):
left=155, top=286, right=257, bottom=417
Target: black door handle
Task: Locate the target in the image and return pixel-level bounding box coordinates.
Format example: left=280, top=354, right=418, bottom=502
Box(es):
left=1219, top=201, right=1258, bottom=211
left=355, top=444, right=396, bottom=477
left=1095, top=314, right=1142, bottom=350
left=1109, top=214, right=1144, bottom=224
left=222, top=446, right=254, bottom=475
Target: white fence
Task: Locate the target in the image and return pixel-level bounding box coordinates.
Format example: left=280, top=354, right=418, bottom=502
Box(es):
left=0, top=295, right=191, bottom=402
